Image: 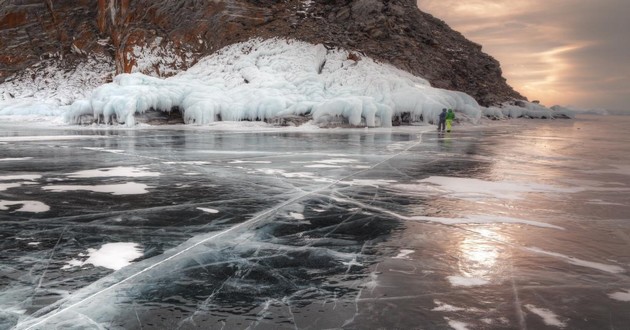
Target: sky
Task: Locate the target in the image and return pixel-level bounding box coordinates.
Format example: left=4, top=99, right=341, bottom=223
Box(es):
left=418, top=0, right=630, bottom=111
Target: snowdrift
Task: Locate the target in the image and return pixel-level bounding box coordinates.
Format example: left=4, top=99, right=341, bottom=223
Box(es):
left=1, top=38, right=575, bottom=127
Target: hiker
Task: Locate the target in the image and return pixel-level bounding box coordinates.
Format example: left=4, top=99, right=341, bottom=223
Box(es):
left=446, top=108, right=455, bottom=132
left=437, top=108, right=447, bottom=131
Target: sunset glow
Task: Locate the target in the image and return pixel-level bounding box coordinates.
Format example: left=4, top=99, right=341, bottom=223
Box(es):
left=418, top=0, right=630, bottom=111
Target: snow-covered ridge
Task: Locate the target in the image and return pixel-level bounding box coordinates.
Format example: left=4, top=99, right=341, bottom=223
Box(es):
left=1, top=38, right=574, bottom=127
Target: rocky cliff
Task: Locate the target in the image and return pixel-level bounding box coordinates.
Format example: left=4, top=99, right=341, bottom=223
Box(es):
left=0, top=0, right=525, bottom=106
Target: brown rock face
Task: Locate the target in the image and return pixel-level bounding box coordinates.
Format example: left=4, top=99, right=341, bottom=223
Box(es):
left=0, top=0, right=525, bottom=106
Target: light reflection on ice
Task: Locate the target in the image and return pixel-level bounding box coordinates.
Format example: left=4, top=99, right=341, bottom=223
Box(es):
left=395, top=176, right=584, bottom=200
left=42, top=182, right=152, bottom=195
left=457, top=228, right=502, bottom=279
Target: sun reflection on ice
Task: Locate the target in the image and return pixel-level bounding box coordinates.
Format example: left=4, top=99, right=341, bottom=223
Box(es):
left=456, top=228, right=506, bottom=280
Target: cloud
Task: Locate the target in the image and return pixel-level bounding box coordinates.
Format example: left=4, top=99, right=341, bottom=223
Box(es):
left=418, top=0, right=630, bottom=111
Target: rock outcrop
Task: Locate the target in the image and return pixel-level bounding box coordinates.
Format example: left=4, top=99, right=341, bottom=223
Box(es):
left=0, top=0, right=525, bottom=106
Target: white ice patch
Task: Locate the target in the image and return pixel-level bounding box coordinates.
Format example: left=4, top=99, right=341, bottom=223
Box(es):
left=42, top=182, right=151, bottom=195
left=315, top=158, right=359, bottom=165
left=82, top=147, right=125, bottom=153
left=408, top=214, right=564, bottom=230
left=67, top=166, right=161, bottom=178
left=393, top=249, right=414, bottom=260
left=229, top=160, right=272, bottom=164
left=524, top=304, right=566, bottom=328
left=447, top=275, right=489, bottom=287
left=63, top=242, right=143, bottom=271
left=0, top=157, right=33, bottom=161
left=289, top=212, right=305, bottom=220
left=446, top=318, right=471, bottom=330
left=0, top=135, right=108, bottom=142
left=433, top=300, right=465, bottom=312
left=162, top=161, right=211, bottom=165
left=0, top=182, right=23, bottom=191
left=304, top=164, right=343, bottom=168
left=608, top=289, right=630, bottom=302
left=0, top=200, right=50, bottom=213
left=197, top=207, right=219, bottom=214
left=526, top=247, right=625, bottom=274
left=255, top=168, right=324, bottom=181
left=396, top=176, right=583, bottom=200
left=340, top=179, right=398, bottom=187
left=0, top=174, right=41, bottom=181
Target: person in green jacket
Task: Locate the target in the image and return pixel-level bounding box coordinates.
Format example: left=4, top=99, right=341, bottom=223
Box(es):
left=445, top=109, right=455, bottom=132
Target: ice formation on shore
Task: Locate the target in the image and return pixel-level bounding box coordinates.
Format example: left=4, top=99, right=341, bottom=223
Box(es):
left=1, top=38, right=575, bottom=127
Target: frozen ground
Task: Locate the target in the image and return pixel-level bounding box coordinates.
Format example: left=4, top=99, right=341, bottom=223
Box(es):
left=0, top=115, right=629, bottom=329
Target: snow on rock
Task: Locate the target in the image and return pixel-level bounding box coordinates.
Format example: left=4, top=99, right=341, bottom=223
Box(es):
left=0, top=55, right=113, bottom=123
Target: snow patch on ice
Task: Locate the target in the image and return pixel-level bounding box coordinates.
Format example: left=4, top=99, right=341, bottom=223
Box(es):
left=340, top=179, right=398, bottom=187
left=67, top=166, right=161, bottom=178
left=393, top=249, right=414, bottom=260
left=0, top=135, right=109, bottom=142
left=608, top=289, right=630, bottom=302
left=0, top=157, right=33, bottom=161
left=82, top=147, right=125, bottom=153
left=304, top=164, right=342, bottom=168
left=162, top=161, right=211, bottom=165
left=197, top=207, right=219, bottom=214
left=447, top=275, right=489, bottom=287
left=0, top=200, right=50, bottom=213
left=289, top=212, right=305, bottom=220
left=433, top=300, right=465, bottom=312
left=229, top=160, right=272, bottom=164
left=42, top=182, right=151, bottom=195
left=63, top=242, right=143, bottom=271
left=0, top=174, right=42, bottom=181
left=0, top=183, right=22, bottom=191
left=524, top=304, right=566, bottom=328
left=446, top=318, right=471, bottom=330
left=526, top=247, right=625, bottom=274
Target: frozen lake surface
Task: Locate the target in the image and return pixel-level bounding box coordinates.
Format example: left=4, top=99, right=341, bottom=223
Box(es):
left=1, top=115, right=629, bottom=329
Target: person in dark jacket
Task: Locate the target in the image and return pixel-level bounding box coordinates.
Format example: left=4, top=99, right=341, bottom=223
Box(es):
left=437, top=108, right=447, bottom=131
left=446, top=108, right=455, bottom=132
